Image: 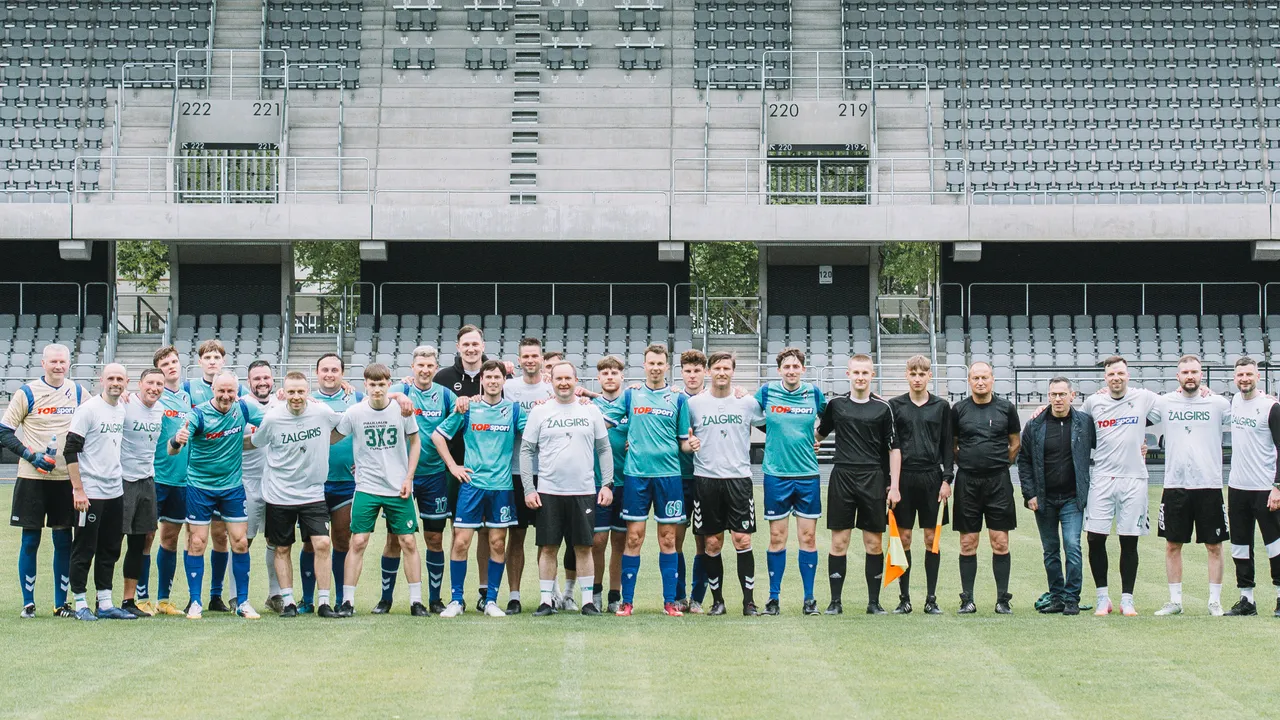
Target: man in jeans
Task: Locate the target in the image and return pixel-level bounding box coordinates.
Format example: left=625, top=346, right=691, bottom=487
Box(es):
left=1018, top=376, right=1096, bottom=615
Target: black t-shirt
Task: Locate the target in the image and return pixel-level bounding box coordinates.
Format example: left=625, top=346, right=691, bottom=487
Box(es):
left=951, top=395, right=1021, bottom=474
left=1043, top=410, right=1076, bottom=496
left=888, top=392, right=954, bottom=480
left=817, top=394, right=899, bottom=468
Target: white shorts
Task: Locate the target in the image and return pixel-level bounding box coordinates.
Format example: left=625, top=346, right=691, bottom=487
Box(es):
left=245, top=490, right=267, bottom=540
left=1084, top=474, right=1150, bottom=537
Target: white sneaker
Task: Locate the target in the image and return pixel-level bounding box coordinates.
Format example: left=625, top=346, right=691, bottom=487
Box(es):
left=439, top=600, right=464, bottom=618
left=1094, top=597, right=1113, bottom=616
left=561, top=596, right=578, bottom=612
left=236, top=602, right=261, bottom=619
left=186, top=602, right=203, bottom=620
left=1208, top=600, right=1224, bottom=616
left=484, top=601, right=507, bottom=617
left=1154, top=602, right=1183, bottom=616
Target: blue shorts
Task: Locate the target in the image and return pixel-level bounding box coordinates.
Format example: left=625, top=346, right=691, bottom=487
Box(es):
left=454, top=484, right=517, bottom=529
left=594, top=495, right=625, bottom=533
left=763, top=474, right=822, bottom=521
left=621, top=475, right=686, bottom=524
left=413, top=472, right=451, bottom=520
left=186, top=484, right=248, bottom=525
left=324, top=480, right=356, bottom=512
left=155, top=483, right=187, bottom=525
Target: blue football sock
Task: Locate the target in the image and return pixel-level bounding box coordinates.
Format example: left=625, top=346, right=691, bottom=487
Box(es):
left=18, top=529, right=40, bottom=607
left=486, top=560, right=505, bottom=604
left=767, top=549, right=786, bottom=601
left=799, top=549, right=818, bottom=602
left=621, top=554, right=641, bottom=604
left=137, top=553, right=151, bottom=600
left=691, top=553, right=707, bottom=604
left=184, top=551, right=205, bottom=606
left=450, top=559, right=467, bottom=603
left=231, top=551, right=250, bottom=606
left=156, top=546, right=177, bottom=601
left=299, top=550, right=315, bottom=604
left=332, top=551, right=348, bottom=605
left=426, top=550, right=445, bottom=604
left=381, top=556, right=401, bottom=603
left=210, top=550, right=228, bottom=598
left=659, top=551, right=679, bottom=604
left=51, top=528, right=70, bottom=607
left=675, top=551, right=687, bottom=601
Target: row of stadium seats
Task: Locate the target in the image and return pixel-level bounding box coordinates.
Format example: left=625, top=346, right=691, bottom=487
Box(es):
left=693, top=0, right=791, bottom=89
left=261, top=0, right=361, bottom=89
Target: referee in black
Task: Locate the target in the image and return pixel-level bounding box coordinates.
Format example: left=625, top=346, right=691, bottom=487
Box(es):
left=815, top=355, right=901, bottom=615
left=887, top=355, right=954, bottom=615
left=951, top=361, right=1021, bottom=615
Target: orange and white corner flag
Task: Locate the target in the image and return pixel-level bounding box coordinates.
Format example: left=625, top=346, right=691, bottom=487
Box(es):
left=931, top=499, right=947, bottom=555
left=883, top=511, right=909, bottom=588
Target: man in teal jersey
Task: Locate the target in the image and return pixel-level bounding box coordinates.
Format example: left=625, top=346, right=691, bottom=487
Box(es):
left=182, top=338, right=250, bottom=612
left=753, top=347, right=827, bottom=616
left=592, top=355, right=629, bottom=612
left=150, top=345, right=194, bottom=616
left=599, top=343, right=693, bottom=617
left=433, top=360, right=527, bottom=618
left=376, top=345, right=459, bottom=614
left=168, top=372, right=265, bottom=619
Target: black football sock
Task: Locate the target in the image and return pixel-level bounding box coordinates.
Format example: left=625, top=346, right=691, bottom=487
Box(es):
left=959, top=554, right=978, bottom=597
left=865, top=553, right=883, bottom=605
left=828, top=553, right=847, bottom=603
left=993, top=552, right=1011, bottom=598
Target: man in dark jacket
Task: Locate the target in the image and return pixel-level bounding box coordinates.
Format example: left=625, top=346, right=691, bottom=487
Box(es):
left=1017, top=376, right=1096, bottom=615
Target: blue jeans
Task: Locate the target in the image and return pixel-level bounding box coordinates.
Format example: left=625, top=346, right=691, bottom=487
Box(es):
left=1035, top=494, right=1084, bottom=603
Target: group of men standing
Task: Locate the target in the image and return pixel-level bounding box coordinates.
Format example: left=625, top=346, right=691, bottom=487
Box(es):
left=7, top=324, right=1279, bottom=620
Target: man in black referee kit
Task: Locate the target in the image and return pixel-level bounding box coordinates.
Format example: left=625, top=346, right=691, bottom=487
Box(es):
left=887, top=355, right=953, bottom=614
left=951, top=361, right=1022, bottom=614
left=816, top=354, right=901, bottom=615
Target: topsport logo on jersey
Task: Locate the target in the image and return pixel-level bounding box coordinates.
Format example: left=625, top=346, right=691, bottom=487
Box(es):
left=1096, top=416, right=1139, bottom=428
left=34, top=407, right=76, bottom=415
left=415, top=409, right=443, bottom=418
left=769, top=406, right=814, bottom=415
left=471, top=423, right=511, bottom=433
left=634, top=407, right=674, bottom=417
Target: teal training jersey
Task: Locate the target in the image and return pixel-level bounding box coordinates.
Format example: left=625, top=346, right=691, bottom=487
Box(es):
left=153, top=386, right=193, bottom=487
left=184, top=377, right=251, bottom=407
left=392, top=381, right=456, bottom=476
left=434, top=398, right=526, bottom=492
left=313, top=388, right=362, bottom=487
left=186, top=399, right=264, bottom=490
left=755, top=381, right=827, bottom=477
left=678, top=387, right=698, bottom=480
left=600, top=385, right=691, bottom=479
left=593, top=394, right=628, bottom=488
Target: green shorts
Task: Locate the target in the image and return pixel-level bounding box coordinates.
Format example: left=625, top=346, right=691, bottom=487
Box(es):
left=350, top=491, right=419, bottom=535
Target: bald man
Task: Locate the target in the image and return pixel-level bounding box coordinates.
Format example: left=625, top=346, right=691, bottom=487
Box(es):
left=169, top=372, right=266, bottom=619
left=64, top=364, right=130, bottom=620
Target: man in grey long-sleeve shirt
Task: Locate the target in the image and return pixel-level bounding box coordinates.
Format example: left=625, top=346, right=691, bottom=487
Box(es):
left=519, top=361, right=614, bottom=617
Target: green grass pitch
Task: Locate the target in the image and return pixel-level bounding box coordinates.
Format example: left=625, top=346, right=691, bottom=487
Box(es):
left=2, top=486, right=1279, bottom=719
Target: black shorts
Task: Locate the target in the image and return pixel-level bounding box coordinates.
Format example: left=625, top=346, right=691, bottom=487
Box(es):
left=10, top=477, right=75, bottom=529
left=692, top=477, right=756, bottom=536
left=893, top=468, right=949, bottom=529
left=953, top=469, right=1017, bottom=533
left=265, top=501, right=331, bottom=547
left=827, top=465, right=888, bottom=532
left=515, top=475, right=539, bottom=529
left=121, top=477, right=158, bottom=535
left=534, top=493, right=595, bottom=548
left=1158, top=487, right=1228, bottom=545
left=1228, top=486, right=1280, bottom=548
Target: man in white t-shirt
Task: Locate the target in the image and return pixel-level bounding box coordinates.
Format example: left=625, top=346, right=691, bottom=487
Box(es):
left=239, top=360, right=284, bottom=612
left=504, top=337, right=555, bottom=611
left=1153, top=355, right=1232, bottom=616
left=330, top=364, right=423, bottom=618
left=686, top=351, right=765, bottom=616
left=119, top=368, right=165, bottom=617
left=519, top=362, right=613, bottom=617
left=1080, top=356, right=1163, bottom=617
left=1225, top=356, right=1280, bottom=617
left=64, top=364, right=129, bottom=621
left=250, top=371, right=341, bottom=618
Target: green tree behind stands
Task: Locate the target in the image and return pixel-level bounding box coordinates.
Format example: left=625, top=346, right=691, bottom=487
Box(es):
left=879, top=242, right=937, bottom=296
left=294, top=240, right=360, bottom=295
left=689, top=242, right=759, bottom=298
left=116, top=240, right=170, bottom=293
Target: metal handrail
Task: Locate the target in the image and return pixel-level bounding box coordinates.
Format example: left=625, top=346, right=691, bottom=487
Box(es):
left=1264, top=282, right=1280, bottom=317
left=973, top=188, right=1270, bottom=204
left=281, top=293, right=292, bottom=366
left=73, top=155, right=372, bottom=203
left=0, top=282, right=83, bottom=318
left=673, top=156, right=967, bottom=204
left=965, top=281, right=1264, bottom=317
left=371, top=189, right=670, bottom=205
left=376, top=281, right=673, bottom=319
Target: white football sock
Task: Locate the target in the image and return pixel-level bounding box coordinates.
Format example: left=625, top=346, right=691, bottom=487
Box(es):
left=1169, top=582, right=1183, bottom=604
left=96, top=590, right=113, bottom=610
left=343, top=585, right=357, bottom=608
left=1242, top=587, right=1255, bottom=603
left=408, top=582, right=422, bottom=605
left=1096, top=586, right=1109, bottom=601
left=540, top=579, right=555, bottom=606
left=1208, top=583, right=1222, bottom=604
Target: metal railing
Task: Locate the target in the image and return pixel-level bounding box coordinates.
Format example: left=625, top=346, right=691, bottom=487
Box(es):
left=692, top=296, right=760, bottom=336
left=819, top=362, right=969, bottom=396
left=291, top=292, right=351, bottom=336
left=0, top=282, right=83, bottom=319
left=973, top=188, right=1271, bottom=205
left=371, top=189, right=669, bottom=205
left=965, top=282, right=1264, bottom=317
left=1264, top=282, right=1280, bottom=317
left=1007, top=363, right=1261, bottom=399
left=375, top=282, right=673, bottom=319
left=176, top=48, right=287, bottom=99
left=116, top=293, right=170, bottom=334
left=877, top=295, right=931, bottom=334
left=673, top=156, right=967, bottom=204
left=73, top=155, right=372, bottom=204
